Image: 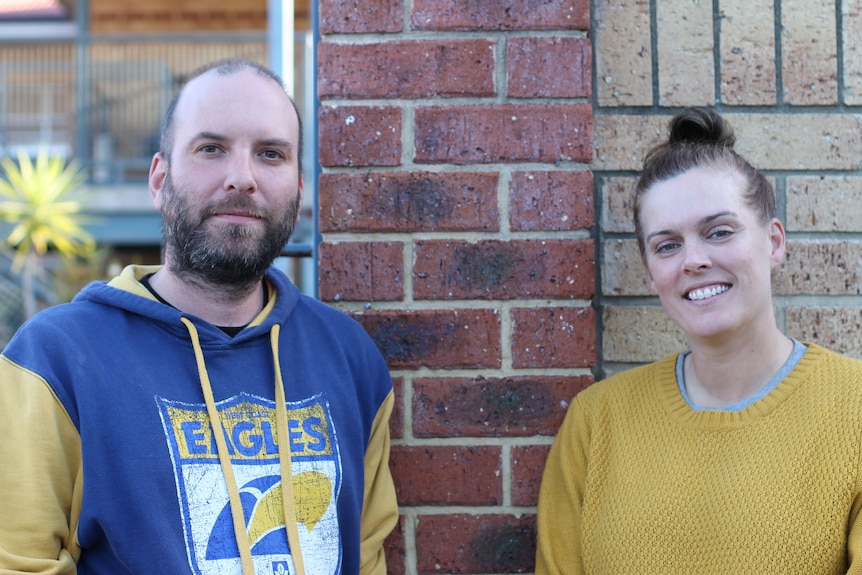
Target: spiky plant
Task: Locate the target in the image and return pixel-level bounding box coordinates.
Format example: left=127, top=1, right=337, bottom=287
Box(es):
left=0, top=148, right=95, bottom=318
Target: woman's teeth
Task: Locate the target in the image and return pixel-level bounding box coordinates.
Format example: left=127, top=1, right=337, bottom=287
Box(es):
left=687, top=285, right=729, bottom=301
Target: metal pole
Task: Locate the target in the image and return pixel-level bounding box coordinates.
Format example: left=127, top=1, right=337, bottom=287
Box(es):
left=75, top=0, right=91, bottom=172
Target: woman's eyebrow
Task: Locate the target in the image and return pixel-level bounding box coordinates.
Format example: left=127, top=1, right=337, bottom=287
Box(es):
left=645, top=211, right=738, bottom=244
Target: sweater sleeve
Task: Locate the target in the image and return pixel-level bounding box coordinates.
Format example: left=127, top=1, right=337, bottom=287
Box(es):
left=358, top=389, right=398, bottom=575
left=535, top=393, right=590, bottom=575
left=0, top=355, right=82, bottom=574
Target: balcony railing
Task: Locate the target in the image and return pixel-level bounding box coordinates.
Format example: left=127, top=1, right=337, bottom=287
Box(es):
left=0, top=31, right=314, bottom=188
left=0, top=30, right=319, bottom=295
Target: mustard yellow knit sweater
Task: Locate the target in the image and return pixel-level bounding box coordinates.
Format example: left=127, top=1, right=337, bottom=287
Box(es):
left=536, top=343, right=862, bottom=575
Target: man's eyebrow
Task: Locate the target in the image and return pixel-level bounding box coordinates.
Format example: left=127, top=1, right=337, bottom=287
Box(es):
left=257, top=138, right=294, bottom=150
left=188, top=131, right=227, bottom=146
left=192, top=132, right=227, bottom=142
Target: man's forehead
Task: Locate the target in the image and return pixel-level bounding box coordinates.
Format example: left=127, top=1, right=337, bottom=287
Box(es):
left=173, top=69, right=298, bottom=137
left=179, top=68, right=288, bottom=107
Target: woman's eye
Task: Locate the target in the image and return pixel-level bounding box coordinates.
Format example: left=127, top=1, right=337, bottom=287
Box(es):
left=655, top=242, right=679, bottom=254
left=709, top=228, right=733, bottom=239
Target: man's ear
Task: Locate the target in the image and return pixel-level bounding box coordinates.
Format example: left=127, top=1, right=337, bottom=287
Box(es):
left=149, top=152, right=168, bottom=211
left=296, top=174, right=305, bottom=225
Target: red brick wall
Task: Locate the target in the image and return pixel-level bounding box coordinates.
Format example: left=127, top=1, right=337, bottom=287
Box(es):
left=318, top=1, right=594, bottom=572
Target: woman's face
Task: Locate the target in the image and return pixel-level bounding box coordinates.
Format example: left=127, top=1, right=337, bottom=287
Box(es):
left=639, top=166, right=785, bottom=345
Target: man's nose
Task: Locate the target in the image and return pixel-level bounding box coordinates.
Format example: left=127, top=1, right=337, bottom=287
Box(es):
left=224, top=153, right=256, bottom=194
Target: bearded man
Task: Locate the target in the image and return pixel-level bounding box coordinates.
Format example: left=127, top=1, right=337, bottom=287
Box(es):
left=0, top=59, right=398, bottom=575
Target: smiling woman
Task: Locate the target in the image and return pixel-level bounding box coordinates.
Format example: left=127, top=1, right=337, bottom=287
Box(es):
left=535, top=108, right=862, bottom=575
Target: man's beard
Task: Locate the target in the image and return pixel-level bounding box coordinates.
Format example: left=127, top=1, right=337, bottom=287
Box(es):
left=161, top=172, right=300, bottom=296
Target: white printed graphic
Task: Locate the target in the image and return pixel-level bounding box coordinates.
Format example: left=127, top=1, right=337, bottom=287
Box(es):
left=157, top=393, right=343, bottom=574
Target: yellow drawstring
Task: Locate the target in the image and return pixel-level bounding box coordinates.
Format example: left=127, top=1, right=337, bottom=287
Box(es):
left=271, top=325, right=306, bottom=575
left=181, top=318, right=306, bottom=575
left=181, top=318, right=256, bottom=575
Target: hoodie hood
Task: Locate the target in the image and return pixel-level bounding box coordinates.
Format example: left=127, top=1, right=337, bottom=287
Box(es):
left=73, top=264, right=301, bottom=344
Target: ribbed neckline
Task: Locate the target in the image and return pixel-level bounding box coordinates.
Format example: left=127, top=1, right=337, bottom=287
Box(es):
left=656, top=343, right=824, bottom=430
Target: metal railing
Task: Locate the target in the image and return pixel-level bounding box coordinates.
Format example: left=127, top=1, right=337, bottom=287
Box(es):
left=0, top=32, right=314, bottom=187
left=0, top=29, right=319, bottom=297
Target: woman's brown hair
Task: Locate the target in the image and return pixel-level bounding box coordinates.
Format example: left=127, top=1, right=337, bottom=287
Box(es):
left=633, top=108, right=775, bottom=256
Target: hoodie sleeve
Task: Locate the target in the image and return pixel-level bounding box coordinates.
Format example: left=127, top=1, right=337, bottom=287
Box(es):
left=358, top=389, right=398, bottom=575
left=0, top=355, right=82, bottom=574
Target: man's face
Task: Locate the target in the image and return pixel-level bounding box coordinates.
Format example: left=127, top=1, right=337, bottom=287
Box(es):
left=148, top=67, right=304, bottom=292
left=159, top=168, right=300, bottom=288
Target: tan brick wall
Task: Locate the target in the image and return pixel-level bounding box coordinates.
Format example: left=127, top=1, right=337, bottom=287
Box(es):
left=596, top=0, right=862, bottom=377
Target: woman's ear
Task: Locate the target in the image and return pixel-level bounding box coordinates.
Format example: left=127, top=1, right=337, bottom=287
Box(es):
left=768, top=217, right=786, bottom=270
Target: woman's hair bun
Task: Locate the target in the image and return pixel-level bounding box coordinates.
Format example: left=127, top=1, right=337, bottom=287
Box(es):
left=668, top=107, right=736, bottom=148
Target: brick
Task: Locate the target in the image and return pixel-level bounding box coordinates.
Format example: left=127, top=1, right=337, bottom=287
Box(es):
left=656, top=0, right=714, bottom=105
left=596, top=113, right=862, bottom=172
left=413, top=239, right=594, bottom=300
left=390, top=445, right=502, bottom=505
left=602, top=305, right=686, bottom=363
left=593, top=114, right=667, bottom=170
left=786, top=308, right=862, bottom=360
left=318, top=106, right=402, bottom=167
left=352, top=309, right=501, bottom=369
left=786, top=176, right=862, bottom=232
left=411, top=0, right=589, bottom=31
left=318, top=241, right=403, bottom=302
left=602, top=238, right=651, bottom=296
left=509, top=170, right=594, bottom=231
left=415, top=514, right=536, bottom=574
left=719, top=0, right=777, bottom=105
left=318, top=40, right=495, bottom=99
left=734, top=114, right=862, bottom=170
left=774, top=240, right=862, bottom=295
left=318, top=172, right=499, bottom=233
left=844, top=3, right=862, bottom=104
left=412, top=375, right=592, bottom=438
left=599, top=175, right=637, bottom=233
left=512, top=444, right=552, bottom=506
left=507, top=37, right=591, bottom=98
left=594, top=0, right=651, bottom=106
left=414, top=104, right=592, bottom=165
left=384, top=515, right=407, bottom=575
left=782, top=0, right=837, bottom=105
left=319, top=0, right=402, bottom=33
left=390, top=377, right=404, bottom=439
left=511, top=307, right=596, bottom=368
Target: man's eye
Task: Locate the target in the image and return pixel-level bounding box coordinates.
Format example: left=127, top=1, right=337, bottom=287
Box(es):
left=262, top=150, right=284, bottom=160
left=200, top=145, right=220, bottom=153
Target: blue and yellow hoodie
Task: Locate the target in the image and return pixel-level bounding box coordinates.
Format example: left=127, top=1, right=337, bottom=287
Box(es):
left=0, top=265, right=398, bottom=575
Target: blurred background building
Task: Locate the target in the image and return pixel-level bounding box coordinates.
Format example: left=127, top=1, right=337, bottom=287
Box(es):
left=0, top=0, right=315, bottom=342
